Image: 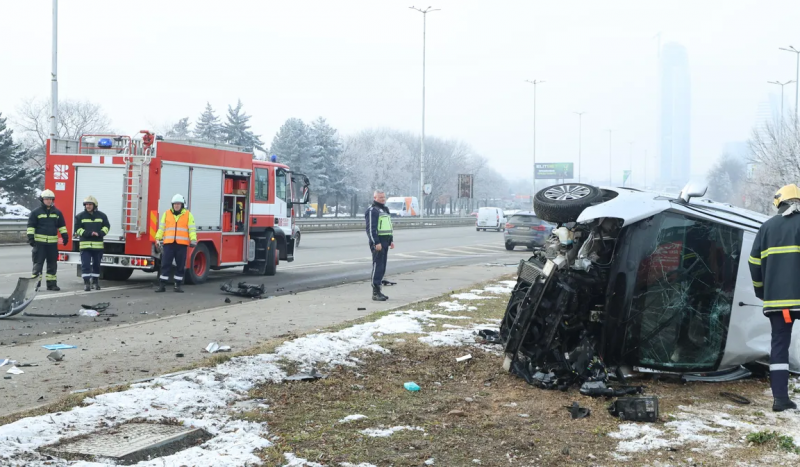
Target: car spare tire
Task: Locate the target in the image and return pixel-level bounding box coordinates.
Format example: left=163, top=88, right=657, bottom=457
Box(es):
left=534, top=183, right=603, bottom=224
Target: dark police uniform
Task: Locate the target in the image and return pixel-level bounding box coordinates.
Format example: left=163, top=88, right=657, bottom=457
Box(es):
left=365, top=201, right=393, bottom=296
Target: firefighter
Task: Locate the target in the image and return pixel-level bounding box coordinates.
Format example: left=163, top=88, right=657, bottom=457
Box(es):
left=154, top=194, right=197, bottom=293
left=749, top=183, right=800, bottom=412
left=26, top=189, right=68, bottom=291
left=365, top=190, right=394, bottom=301
left=74, top=195, right=110, bottom=291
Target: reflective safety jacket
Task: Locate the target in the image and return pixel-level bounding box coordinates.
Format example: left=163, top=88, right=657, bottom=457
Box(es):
left=155, top=209, right=197, bottom=245
left=27, top=204, right=67, bottom=244
left=74, top=209, right=110, bottom=250
left=365, top=202, right=393, bottom=247
left=749, top=211, right=800, bottom=315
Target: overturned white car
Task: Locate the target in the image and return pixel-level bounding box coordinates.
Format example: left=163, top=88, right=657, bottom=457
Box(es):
left=500, top=182, right=793, bottom=389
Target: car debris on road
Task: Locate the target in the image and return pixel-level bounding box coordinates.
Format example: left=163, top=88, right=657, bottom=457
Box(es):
left=220, top=280, right=266, bottom=298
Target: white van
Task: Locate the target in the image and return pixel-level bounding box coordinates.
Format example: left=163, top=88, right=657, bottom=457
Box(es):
left=386, top=196, right=419, bottom=217
left=477, top=207, right=505, bottom=231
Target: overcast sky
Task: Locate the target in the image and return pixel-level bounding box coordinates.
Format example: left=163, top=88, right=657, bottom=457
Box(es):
left=2, top=0, right=799, bottom=186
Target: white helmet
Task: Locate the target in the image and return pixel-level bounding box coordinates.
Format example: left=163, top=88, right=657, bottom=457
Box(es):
left=171, top=194, right=186, bottom=204
left=41, top=189, right=55, bottom=199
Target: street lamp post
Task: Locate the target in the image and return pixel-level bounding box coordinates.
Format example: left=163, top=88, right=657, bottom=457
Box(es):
left=50, top=0, right=58, bottom=143
left=768, top=80, right=796, bottom=128
left=526, top=79, right=544, bottom=202
left=574, top=112, right=585, bottom=183
left=780, top=46, right=800, bottom=121
left=410, top=5, right=440, bottom=219
left=628, top=141, right=634, bottom=187
left=606, top=129, right=613, bottom=185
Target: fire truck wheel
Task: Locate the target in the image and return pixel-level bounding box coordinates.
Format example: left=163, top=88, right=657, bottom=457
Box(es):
left=265, top=235, right=278, bottom=276
left=186, top=243, right=211, bottom=284
left=294, top=231, right=301, bottom=248
left=102, top=267, right=133, bottom=281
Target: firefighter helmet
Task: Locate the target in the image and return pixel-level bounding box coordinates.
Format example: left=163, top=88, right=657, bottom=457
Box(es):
left=40, top=189, right=55, bottom=199
left=774, top=184, right=800, bottom=208
left=83, top=195, right=98, bottom=207
left=171, top=194, right=186, bottom=205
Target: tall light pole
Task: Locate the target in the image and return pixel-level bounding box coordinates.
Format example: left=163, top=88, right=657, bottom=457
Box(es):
left=606, top=129, right=613, bottom=185
left=627, top=141, right=634, bottom=186
left=50, top=0, right=59, bottom=143
left=644, top=149, right=648, bottom=189
left=410, top=6, right=439, bottom=219
left=768, top=80, right=795, bottom=127
left=525, top=79, right=544, bottom=201
left=574, top=112, right=585, bottom=183
left=780, top=46, right=800, bottom=121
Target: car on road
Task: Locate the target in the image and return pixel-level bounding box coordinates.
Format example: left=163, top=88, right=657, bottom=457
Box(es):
left=476, top=207, right=506, bottom=231
left=503, top=211, right=553, bottom=250
left=303, top=207, right=317, bottom=218
left=501, top=182, right=791, bottom=386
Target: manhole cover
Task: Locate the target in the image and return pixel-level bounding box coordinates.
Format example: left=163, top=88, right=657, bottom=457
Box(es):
left=40, top=422, right=211, bottom=465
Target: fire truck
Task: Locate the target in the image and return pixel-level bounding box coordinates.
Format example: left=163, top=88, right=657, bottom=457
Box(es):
left=46, top=131, right=310, bottom=284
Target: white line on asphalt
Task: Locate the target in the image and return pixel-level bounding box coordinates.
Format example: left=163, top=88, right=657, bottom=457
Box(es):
left=28, top=284, right=150, bottom=300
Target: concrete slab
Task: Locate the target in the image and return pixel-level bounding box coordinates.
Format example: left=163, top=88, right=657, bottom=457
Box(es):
left=0, top=263, right=512, bottom=417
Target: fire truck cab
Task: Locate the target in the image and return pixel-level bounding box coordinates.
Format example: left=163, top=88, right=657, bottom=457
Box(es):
left=46, top=132, right=310, bottom=284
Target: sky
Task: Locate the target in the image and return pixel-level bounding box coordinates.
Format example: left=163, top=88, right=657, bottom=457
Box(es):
left=2, top=0, right=800, bottom=188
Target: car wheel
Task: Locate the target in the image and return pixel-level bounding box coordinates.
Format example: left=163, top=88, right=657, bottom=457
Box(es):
left=505, top=243, right=514, bottom=251
left=534, top=183, right=603, bottom=224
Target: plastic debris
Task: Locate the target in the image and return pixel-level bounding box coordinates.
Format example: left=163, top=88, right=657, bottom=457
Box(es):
left=220, top=280, right=265, bottom=298
left=81, top=302, right=110, bottom=312
left=477, top=329, right=502, bottom=344
left=6, top=366, right=23, bottom=375
left=205, top=342, right=232, bottom=354
left=285, top=367, right=327, bottom=381
left=78, top=309, right=99, bottom=317
left=47, top=351, right=64, bottom=362
left=404, top=382, right=420, bottom=392
left=607, top=396, right=659, bottom=422
left=456, top=354, right=473, bottom=363
left=564, top=401, right=591, bottom=419
left=719, top=391, right=751, bottom=405
left=41, top=344, right=77, bottom=350
left=0, top=358, right=9, bottom=367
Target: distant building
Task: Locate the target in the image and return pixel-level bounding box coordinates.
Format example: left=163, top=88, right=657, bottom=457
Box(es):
left=754, top=93, right=782, bottom=134
left=659, top=42, right=691, bottom=187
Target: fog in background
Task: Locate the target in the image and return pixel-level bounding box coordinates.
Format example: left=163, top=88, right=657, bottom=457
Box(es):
left=2, top=0, right=799, bottom=189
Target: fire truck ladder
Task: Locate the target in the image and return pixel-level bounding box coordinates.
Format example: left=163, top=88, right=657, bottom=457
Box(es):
left=122, top=149, right=153, bottom=238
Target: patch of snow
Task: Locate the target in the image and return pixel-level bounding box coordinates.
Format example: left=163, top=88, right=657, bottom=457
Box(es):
left=609, top=423, right=672, bottom=452
left=0, top=196, right=30, bottom=219
left=426, top=314, right=472, bottom=320
left=360, top=425, right=425, bottom=437
left=284, top=453, right=325, bottom=466
left=424, top=458, right=435, bottom=465
left=340, top=463, right=378, bottom=467
left=339, top=414, right=368, bottom=423
left=418, top=328, right=477, bottom=347
left=451, top=293, right=494, bottom=301
left=438, top=301, right=467, bottom=312
left=468, top=306, right=478, bottom=311
left=442, top=324, right=464, bottom=329
left=483, top=283, right=514, bottom=294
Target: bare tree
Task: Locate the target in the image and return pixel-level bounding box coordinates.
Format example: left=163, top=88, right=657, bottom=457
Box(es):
left=746, top=115, right=800, bottom=214
left=13, top=97, right=113, bottom=167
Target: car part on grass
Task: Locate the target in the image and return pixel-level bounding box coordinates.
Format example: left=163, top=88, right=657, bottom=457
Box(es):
left=478, top=329, right=502, bottom=344
left=607, top=396, right=659, bottom=422
left=47, top=351, right=65, bottom=362
left=220, top=280, right=266, bottom=298
left=564, top=401, right=591, bottom=419
left=285, top=367, right=327, bottom=381
left=579, top=381, right=644, bottom=398
left=456, top=354, right=472, bottom=363
left=0, top=277, right=39, bottom=319
left=204, top=342, right=231, bottom=354
left=403, top=381, right=420, bottom=391
left=719, top=392, right=751, bottom=405
left=680, top=365, right=752, bottom=383
left=82, top=302, right=110, bottom=312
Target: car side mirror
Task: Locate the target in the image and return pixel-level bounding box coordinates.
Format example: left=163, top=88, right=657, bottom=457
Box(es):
left=678, top=181, right=708, bottom=203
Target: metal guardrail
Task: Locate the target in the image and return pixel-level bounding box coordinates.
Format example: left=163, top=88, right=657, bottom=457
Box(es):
left=0, top=219, right=27, bottom=232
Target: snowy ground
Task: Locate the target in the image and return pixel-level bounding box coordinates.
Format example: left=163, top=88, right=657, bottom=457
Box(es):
left=0, top=195, right=30, bottom=219
left=0, top=281, right=514, bottom=466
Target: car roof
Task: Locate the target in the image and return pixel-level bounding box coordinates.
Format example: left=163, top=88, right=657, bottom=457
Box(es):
left=576, top=186, right=768, bottom=230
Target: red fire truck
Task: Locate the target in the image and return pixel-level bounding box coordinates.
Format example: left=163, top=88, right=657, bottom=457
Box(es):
left=46, top=131, right=309, bottom=284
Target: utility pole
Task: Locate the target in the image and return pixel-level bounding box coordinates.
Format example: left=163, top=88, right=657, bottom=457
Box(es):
left=768, top=80, right=795, bottom=130
left=50, top=0, right=59, bottom=144
left=606, top=129, right=613, bottom=185
left=410, top=6, right=440, bottom=219
left=644, top=149, right=648, bottom=189
left=628, top=141, right=634, bottom=186
left=780, top=46, right=800, bottom=121
left=574, top=112, right=585, bottom=183
left=526, top=79, right=544, bottom=203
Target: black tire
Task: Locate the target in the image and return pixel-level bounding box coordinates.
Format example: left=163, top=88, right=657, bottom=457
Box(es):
left=185, top=243, right=210, bottom=285
left=102, top=267, right=133, bottom=281
left=534, top=183, right=603, bottom=224
left=294, top=231, right=301, bottom=248
left=505, top=243, right=514, bottom=251
left=265, top=235, right=278, bottom=276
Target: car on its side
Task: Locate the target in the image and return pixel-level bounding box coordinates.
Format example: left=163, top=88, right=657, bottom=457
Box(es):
left=503, top=211, right=553, bottom=250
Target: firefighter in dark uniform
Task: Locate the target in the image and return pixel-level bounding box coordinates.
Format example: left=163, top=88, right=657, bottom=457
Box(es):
left=74, top=195, right=110, bottom=291
left=26, top=189, right=68, bottom=291
left=749, top=183, right=800, bottom=412
left=365, top=190, right=394, bottom=301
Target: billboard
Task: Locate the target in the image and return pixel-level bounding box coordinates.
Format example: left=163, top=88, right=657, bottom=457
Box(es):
left=458, top=174, right=473, bottom=198
left=535, top=163, right=574, bottom=180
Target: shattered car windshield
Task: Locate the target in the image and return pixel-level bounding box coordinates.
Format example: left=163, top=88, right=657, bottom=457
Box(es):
left=616, top=212, right=743, bottom=371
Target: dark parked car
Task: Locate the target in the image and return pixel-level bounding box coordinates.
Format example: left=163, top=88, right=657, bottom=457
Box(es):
left=503, top=212, right=552, bottom=250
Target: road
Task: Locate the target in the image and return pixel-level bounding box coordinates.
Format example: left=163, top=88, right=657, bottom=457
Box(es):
left=0, top=226, right=529, bottom=345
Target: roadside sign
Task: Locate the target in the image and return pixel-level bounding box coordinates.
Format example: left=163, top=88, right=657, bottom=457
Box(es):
left=535, top=163, right=574, bottom=180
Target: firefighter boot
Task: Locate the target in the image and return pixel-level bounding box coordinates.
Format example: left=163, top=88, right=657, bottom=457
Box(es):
left=372, top=285, right=387, bottom=301
left=83, top=278, right=91, bottom=292
left=174, top=281, right=184, bottom=293
left=47, top=281, right=60, bottom=291
left=92, top=277, right=101, bottom=291
left=773, top=397, right=797, bottom=412
left=155, top=280, right=167, bottom=293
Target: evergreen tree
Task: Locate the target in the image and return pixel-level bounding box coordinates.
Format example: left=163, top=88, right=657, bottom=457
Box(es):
left=193, top=103, right=223, bottom=142
left=269, top=118, right=313, bottom=175
left=0, top=112, right=42, bottom=208
left=166, top=117, right=191, bottom=138
left=223, top=99, right=264, bottom=151
left=309, top=117, right=349, bottom=216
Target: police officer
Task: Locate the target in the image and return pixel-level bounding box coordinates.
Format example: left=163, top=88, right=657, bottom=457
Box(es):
left=365, top=190, right=394, bottom=301
left=749, top=184, right=800, bottom=411
left=74, top=195, right=110, bottom=291
left=155, top=194, right=197, bottom=293
left=26, top=189, right=68, bottom=291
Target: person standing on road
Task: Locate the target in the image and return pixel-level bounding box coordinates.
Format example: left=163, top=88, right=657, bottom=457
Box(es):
left=74, top=195, right=110, bottom=291
left=26, top=189, right=68, bottom=291
left=365, top=190, right=394, bottom=301
left=155, top=194, right=197, bottom=293
left=749, top=183, right=800, bottom=412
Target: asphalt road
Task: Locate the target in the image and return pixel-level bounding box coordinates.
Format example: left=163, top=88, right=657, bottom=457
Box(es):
left=0, top=227, right=528, bottom=345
